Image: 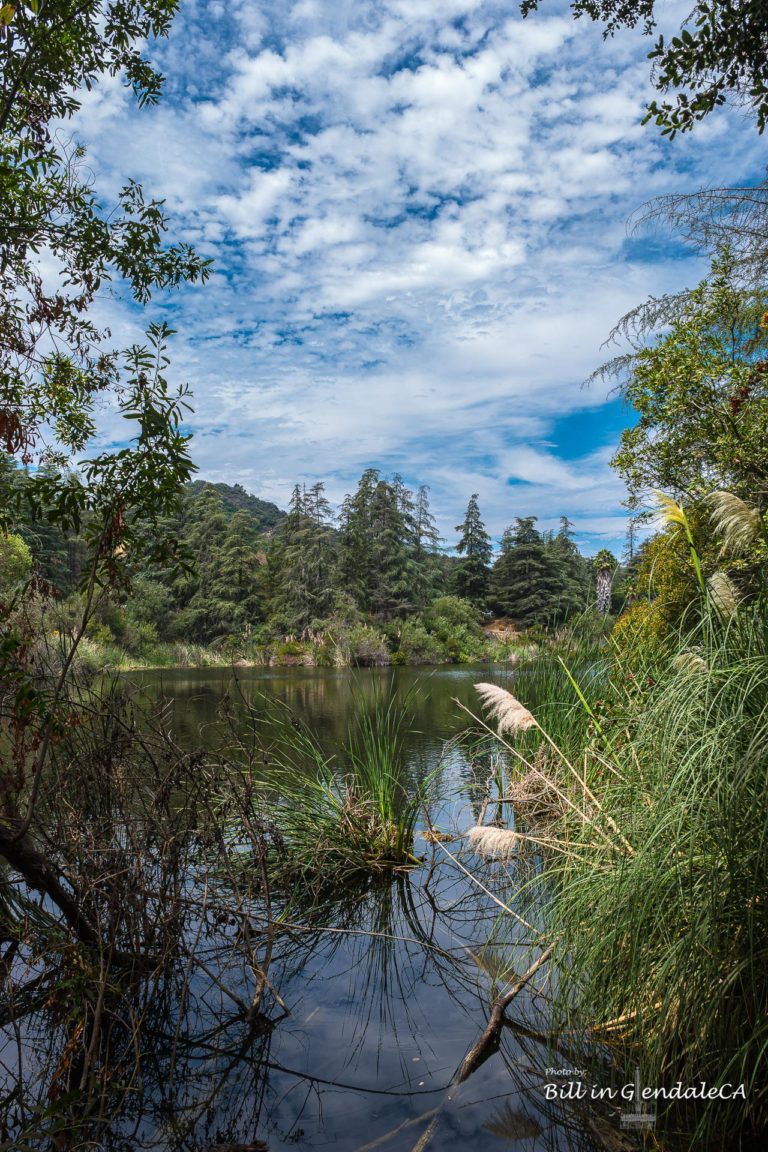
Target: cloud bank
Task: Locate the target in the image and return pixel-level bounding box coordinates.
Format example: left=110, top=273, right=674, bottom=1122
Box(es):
left=72, top=0, right=763, bottom=553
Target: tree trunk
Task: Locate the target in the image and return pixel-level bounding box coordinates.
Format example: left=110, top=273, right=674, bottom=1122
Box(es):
left=0, top=826, right=99, bottom=948
left=596, top=567, right=611, bottom=615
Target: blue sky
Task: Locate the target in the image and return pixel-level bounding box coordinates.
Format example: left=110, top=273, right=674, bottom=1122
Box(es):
left=71, top=0, right=764, bottom=555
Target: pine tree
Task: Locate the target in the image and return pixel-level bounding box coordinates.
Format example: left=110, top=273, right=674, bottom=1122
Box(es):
left=453, top=494, right=492, bottom=605
left=172, top=488, right=253, bottom=641
left=369, top=477, right=417, bottom=618
left=266, top=486, right=309, bottom=632
left=412, top=484, right=443, bottom=607
left=337, top=469, right=380, bottom=612
left=489, top=517, right=561, bottom=624
left=268, top=482, right=337, bottom=631
left=219, top=509, right=263, bottom=625
left=303, top=481, right=336, bottom=620
left=336, top=471, right=421, bottom=618
left=548, top=516, right=590, bottom=621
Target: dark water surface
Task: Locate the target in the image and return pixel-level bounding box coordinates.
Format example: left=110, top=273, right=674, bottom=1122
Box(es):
left=4, top=666, right=611, bottom=1151
left=129, top=665, right=606, bottom=1152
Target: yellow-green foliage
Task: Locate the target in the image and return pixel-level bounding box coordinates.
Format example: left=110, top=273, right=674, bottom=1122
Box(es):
left=614, top=508, right=713, bottom=658
left=611, top=598, right=670, bottom=658
left=639, top=527, right=702, bottom=626
left=0, top=533, right=32, bottom=590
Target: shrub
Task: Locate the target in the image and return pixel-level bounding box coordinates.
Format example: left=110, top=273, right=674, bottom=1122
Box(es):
left=396, top=619, right=444, bottom=664
left=0, top=533, right=32, bottom=589
left=347, top=624, right=390, bottom=667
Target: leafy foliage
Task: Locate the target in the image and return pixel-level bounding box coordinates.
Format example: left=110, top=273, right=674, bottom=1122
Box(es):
left=0, top=531, right=31, bottom=589
left=611, top=261, right=768, bottom=512
left=0, top=0, right=210, bottom=919
left=520, top=0, right=768, bottom=136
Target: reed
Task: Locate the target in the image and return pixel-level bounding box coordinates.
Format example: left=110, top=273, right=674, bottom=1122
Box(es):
left=257, top=683, right=424, bottom=890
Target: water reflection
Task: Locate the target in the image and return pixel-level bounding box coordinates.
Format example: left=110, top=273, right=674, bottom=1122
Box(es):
left=1, top=667, right=613, bottom=1151
left=2, top=861, right=605, bottom=1151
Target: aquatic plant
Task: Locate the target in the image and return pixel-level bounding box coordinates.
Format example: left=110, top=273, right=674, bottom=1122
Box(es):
left=256, top=684, right=424, bottom=889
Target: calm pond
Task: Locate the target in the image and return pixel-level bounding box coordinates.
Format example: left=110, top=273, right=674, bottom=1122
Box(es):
left=7, top=665, right=616, bottom=1152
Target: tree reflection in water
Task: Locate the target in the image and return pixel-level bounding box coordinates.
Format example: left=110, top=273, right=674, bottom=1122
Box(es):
left=1, top=667, right=612, bottom=1151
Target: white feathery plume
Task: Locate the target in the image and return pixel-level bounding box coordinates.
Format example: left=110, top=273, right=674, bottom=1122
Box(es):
left=474, top=683, right=536, bottom=735
left=708, top=571, right=740, bottom=617
left=707, top=491, right=761, bottom=557
left=672, top=651, right=708, bottom=675
left=466, top=825, right=523, bottom=860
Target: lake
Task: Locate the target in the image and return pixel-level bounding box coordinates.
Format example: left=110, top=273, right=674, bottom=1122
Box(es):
left=4, top=664, right=614, bottom=1151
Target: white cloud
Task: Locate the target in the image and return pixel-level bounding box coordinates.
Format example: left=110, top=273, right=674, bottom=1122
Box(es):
left=65, top=0, right=764, bottom=554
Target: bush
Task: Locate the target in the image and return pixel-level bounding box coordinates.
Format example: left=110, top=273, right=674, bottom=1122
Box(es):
left=612, top=599, right=671, bottom=664
left=423, top=595, right=480, bottom=632
left=396, top=619, right=444, bottom=664
left=270, top=639, right=311, bottom=665
left=0, top=533, right=32, bottom=589
left=419, top=596, right=487, bottom=662
left=347, top=624, right=390, bottom=667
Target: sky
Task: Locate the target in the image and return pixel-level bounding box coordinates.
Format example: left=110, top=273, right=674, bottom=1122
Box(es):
left=71, top=0, right=765, bottom=556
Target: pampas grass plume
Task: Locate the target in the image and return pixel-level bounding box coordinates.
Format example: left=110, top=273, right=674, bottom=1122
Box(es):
left=672, top=651, right=708, bottom=675
left=466, top=825, right=523, bottom=860
left=707, top=491, right=761, bottom=557
left=708, top=571, right=740, bottom=617
left=474, top=682, right=536, bottom=735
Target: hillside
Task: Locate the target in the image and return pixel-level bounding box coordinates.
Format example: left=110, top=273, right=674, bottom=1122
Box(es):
left=185, top=481, right=285, bottom=532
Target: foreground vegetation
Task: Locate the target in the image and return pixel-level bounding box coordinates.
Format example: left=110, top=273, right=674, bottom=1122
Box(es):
left=228, top=686, right=425, bottom=891
left=469, top=515, right=768, bottom=1148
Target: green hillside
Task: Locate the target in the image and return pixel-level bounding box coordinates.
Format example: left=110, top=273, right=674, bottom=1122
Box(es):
left=185, top=481, right=285, bottom=532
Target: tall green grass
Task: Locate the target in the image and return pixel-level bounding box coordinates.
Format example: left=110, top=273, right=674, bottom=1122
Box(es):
left=256, top=683, right=424, bottom=891
left=474, top=604, right=768, bottom=1148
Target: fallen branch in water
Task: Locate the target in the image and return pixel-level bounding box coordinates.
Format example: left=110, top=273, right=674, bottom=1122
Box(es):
left=456, top=942, right=555, bottom=1083
left=408, top=943, right=555, bottom=1152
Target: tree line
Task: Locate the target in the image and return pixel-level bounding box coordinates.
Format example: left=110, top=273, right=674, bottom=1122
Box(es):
left=1, top=453, right=617, bottom=655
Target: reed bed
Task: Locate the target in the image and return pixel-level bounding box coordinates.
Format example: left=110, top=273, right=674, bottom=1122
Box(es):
left=471, top=604, right=768, bottom=1149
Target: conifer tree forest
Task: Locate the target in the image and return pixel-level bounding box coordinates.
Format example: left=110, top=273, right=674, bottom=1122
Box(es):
left=1, top=452, right=613, bottom=667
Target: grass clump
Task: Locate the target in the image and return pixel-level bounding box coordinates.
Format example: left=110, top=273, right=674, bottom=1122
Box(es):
left=257, top=683, right=424, bottom=891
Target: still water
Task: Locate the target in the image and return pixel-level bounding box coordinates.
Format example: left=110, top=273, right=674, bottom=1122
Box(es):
left=4, top=666, right=613, bottom=1151
left=126, top=665, right=608, bottom=1152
